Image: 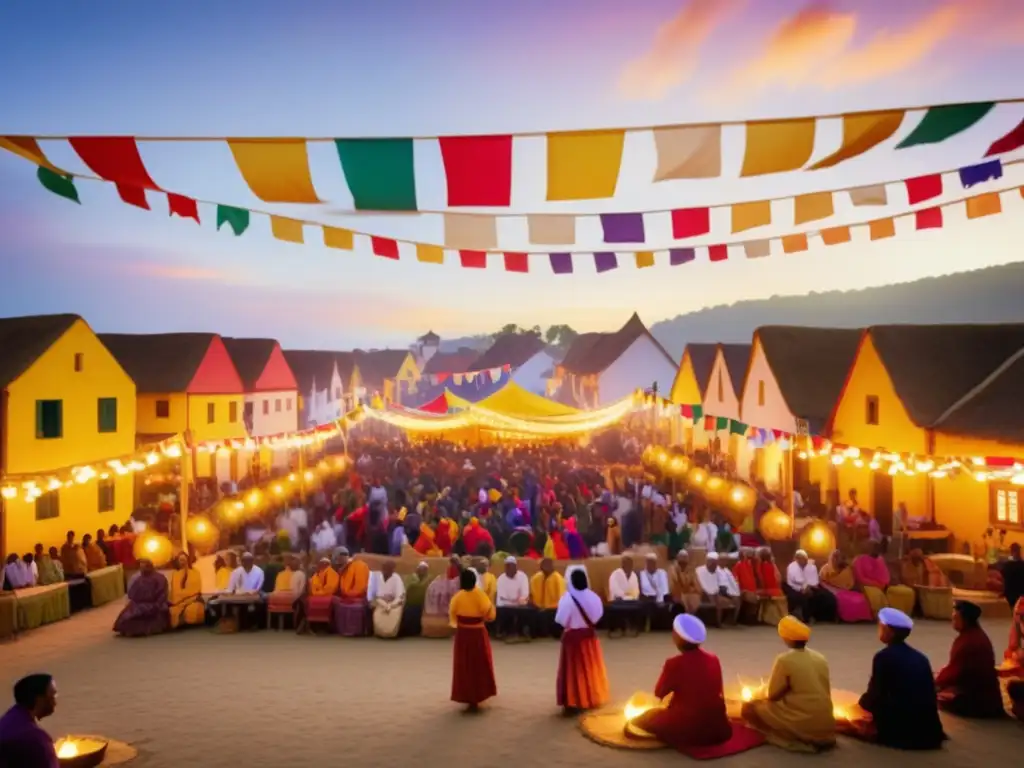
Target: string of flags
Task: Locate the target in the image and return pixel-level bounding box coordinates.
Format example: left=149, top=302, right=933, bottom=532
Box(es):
left=4, top=99, right=1023, bottom=209
left=426, top=364, right=511, bottom=387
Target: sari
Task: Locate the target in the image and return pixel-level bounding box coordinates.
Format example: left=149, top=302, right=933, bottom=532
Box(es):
left=819, top=562, right=872, bottom=623
left=113, top=572, right=169, bottom=637
left=168, top=567, right=205, bottom=628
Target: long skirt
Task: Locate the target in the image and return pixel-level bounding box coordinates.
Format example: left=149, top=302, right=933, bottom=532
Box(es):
left=114, top=605, right=169, bottom=637
left=823, top=585, right=873, bottom=623
left=373, top=603, right=403, bottom=638
left=451, top=617, right=497, bottom=705
left=332, top=598, right=369, bottom=637
left=759, top=595, right=788, bottom=626
left=556, top=628, right=609, bottom=710
left=306, top=595, right=334, bottom=625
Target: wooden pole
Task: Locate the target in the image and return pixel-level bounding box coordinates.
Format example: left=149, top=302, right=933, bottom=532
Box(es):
left=179, top=430, right=192, bottom=554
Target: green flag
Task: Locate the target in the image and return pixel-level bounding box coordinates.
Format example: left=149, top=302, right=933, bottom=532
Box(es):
left=729, top=419, right=748, bottom=436
left=335, top=138, right=417, bottom=211
left=715, top=416, right=729, bottom=431
left=691, top=404, right=703, bottom=420
left=897, top=102, right=995, bottom=149
left=216, top=205, right=250, bottom=236
left=37, top=167, right=79, bottom=203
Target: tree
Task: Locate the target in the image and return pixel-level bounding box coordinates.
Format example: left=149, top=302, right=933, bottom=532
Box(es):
left=545, top=324, right=578, bottom=348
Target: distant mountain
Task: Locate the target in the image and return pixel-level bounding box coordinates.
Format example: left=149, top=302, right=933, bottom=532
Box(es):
left=649, top=262, right=1024, bottom=360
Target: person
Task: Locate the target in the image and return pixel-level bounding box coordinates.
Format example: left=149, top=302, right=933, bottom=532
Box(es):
left=422, top=557, right=462, bottom=638
left=529, top=557, right=566, bottom=638
left=741, top=616, right=836, bottom=752
left=333, top=548, right=371, bottom=637
left=840, top=608, right=946, bottom=749
left=496, top=555, right=532, bottom=641
left=227, top=551, right=265, bottom=593
left=638, top=552, right=672, bottom=631
left=113, top=558, right=169, bottom=637
left=369, top=560, right=405, bottom=638
left=852, top=541, right=915, bottom=616
left=305, top=557, right=339, bottom=631
left=214, top=553, right=235, bottom=592
left=59, top=531, right=87, bottom=578
left=168, top=552, right=205, bottom=629
left=631, top=614, right=765, bottom=758
left=311, top=520, right=338, bottom=553
left=696, top=552, right=740, bottom=627
left=934, top=600, right=1004, bottom=718
left=2, top=553, right=31, bottom=589
left=81, top=533, right=107, bottom=571
left=1004, top=595, right=1024, bottom=672
left=733, top=547, right=761, bottom=624
left=34, top=546, right=62, bottom=587
left=268, top=553, right=307, bottom=628
left=222, top=551, right=265, bottom=631
left=401, top=561, right=435, bottom=637
left=606, top=554, right=644, bottom=636
left=0, top=673, right=59, bottom=768
left=784, top=550, right=836, bottom=623
left=1002, top=542, right=1024, bottom=610
left=475, top=557, right=497, bottom=605
left=754, top=547, right=788, bottom=626
left=668, top=549, right=702, bottom=615
left=900, top=548, right=949, bottom=588
left=449, top=567, right=497, bottom=710
left=554, top=568, right=609, bottom=713
left=818, top=549, right=872, bottom=623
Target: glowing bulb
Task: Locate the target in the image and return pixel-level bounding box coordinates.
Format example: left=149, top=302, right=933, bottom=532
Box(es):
left=195, top=521, right=207, bottom=534
left=811, top=527, right=826, bottom=545
left=273, top=484, right=284, bottom=495
left=235, top=501, right=244, bottom=510
left=830, top=455, right=844, bottom=465
left=247, top=491, right=261, bottom=507
left=57, top=740, right=79, bottom=758
left=971, top=457, right=985, bottom=467
left=303, top=471, right=314, bottom=482
left=1, top=487, right=15, bottom=500
left=974, top=472, right=987, bottom=482
left=887, top=465, right=899, bottom=476
left=853, top=459, right=864, bottom=468
left=869, top=461, right=881, bottom=470
left=741, top=687, right=753, bottom=702
left=1011, top=473, right=1024, bottom=486
left=798, top=451, right=808, bottom=460
left=47, top=478, right=61, bottom=491
left=288, top=473, right=296, bottom=482
left=145, top=538, right=159, bottom=553
left=146, top=452, right=160, bottom=465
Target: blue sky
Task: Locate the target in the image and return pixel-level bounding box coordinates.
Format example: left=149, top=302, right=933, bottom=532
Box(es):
left=0, top=0, right=1022, bottom=348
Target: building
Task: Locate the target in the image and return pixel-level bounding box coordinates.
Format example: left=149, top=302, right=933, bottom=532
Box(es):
left=335, top=352, right=361, bottom=412
left=827, top=324, right=1024, bottom=547
left=100, top=333, right=247, bottom=483
left=283, top=350, right=344, bottom=428
left=421, top=347, right=481, bottom=381
left=470, top=333, right=554, bottom=395
left=703, top=344, right=752, bottom=469
left=1, top=315, right=137, bottom=556
left=413, top=330, right=441, bottom=370
left=354, top=349, right=420, bottom=405
left=668, top=343, right=717, bottom=405
left=738, top=326, right=861, bottom=499
left=551, top=314, right=676, bottom=407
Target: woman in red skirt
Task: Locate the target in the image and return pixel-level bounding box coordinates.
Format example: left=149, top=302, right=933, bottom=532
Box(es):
left=554, top=567, right=610, bottom=713
left=449, top=567, right=497, bottom=710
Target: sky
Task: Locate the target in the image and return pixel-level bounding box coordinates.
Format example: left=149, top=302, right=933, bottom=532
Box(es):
left=0, top=0, right=1023, bottom=349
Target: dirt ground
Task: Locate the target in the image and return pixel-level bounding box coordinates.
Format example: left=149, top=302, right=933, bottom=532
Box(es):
left=0, top=605, right=1020, bottom=768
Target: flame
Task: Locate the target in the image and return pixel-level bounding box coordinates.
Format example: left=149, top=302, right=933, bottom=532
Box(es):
left=144, top=538, right=159, bottom=553
left=57, top=739, right=79, bottom=758
left=741, top=686, right=753, bottom=702
left=833, top=706, right=848, bottom=721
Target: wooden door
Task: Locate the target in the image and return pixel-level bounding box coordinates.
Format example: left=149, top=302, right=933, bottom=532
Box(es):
left=872, top=472, right=894, bottom=535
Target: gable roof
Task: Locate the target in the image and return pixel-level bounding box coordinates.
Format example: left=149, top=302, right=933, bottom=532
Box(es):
left=868, top=324, right=1024, bottom=429
left=473, top=333, right=546, bottom=371
left=99, top=333, right=217, bottom=393
left=559, top=314, right=673, bottom=375
left=756, top=326, right=862, bottom=431
left=0, top=314, right=80, bottom=389
left=683, top=343, right=719, bottom=397
left=932, top=348, right=1024, bottom=443
left=418, top=330, right=440, bottom=344
left=422, top=348, right=480, bottom=376
left=282, top=350, right=338, bottom=394
left=335, top=351, right=357, bottom=384
left=720, top=344, right=752, bottom=399
left=355, top=349, right=412, bottom=388
left=222, top=338, right=277, bottom=390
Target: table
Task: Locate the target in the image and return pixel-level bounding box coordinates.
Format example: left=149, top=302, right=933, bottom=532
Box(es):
left=67, top=578, right=91, bottom=613
left=901, top=529, right=952, bottom=556
left=86, top=564, right=126, bottom=606
left=0, top=594, right=16, bottom=640
left=14, top=583, right=70, bottom=630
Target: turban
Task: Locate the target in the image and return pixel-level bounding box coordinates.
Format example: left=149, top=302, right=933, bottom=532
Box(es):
left=778, top=615, right=811, bottom=643
left=504, top=556, right=517, bottom=565
left=878, top=607, right=913, bottom=630
left=673, top=614, right=707, bottom=644
left=954, top=600, right=982, bottom=623
left=646, top=552, right=657, bottom=561
left=706, top=552, right=720, bottom=561
left=795, top=549, right=808, bottom=558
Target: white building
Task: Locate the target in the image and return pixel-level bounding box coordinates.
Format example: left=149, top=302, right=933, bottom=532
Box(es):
left=283, top=350, right=345, bottom=428
left=471, top=333, right=555, bottom=395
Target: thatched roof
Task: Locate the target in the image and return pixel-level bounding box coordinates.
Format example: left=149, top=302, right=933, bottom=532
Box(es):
left=222, top=338, right=278, bottom=390
left=99, top=333, right=216, bottom=393
left=0, top=314, right=80, bottom=388
left=559, top=314, right=673, bottom=375
left=720, top=343, right=752, bottom=398
left=472, top=333, right=546, bottom=370
left=933, top=349, right=1024, bottom=443
left=422, top=348, right=480, bottom=376
left=283, top=350, right=337, bottom=394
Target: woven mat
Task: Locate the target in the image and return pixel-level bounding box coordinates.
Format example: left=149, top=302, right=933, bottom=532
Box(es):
left=579, top=711, right=666, bottom=750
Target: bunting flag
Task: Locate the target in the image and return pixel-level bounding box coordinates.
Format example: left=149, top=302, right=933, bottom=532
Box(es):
left=216, top=205, right=250, bottom=236
left=117, top=184, right=149, bottom=210
left=36, top=167, right=79, bottom=203
left=728, top=420, right=748, bottom=436
left=986, top=118, right=1024, bottom=157
left=652, top=125, right=721, bottom=180
left=503, top=252, right=528, bottom=273
left=439, top=135, right=513, bottom=206
left=549, top=252, right=573, bottom=274
left=741, top=119, right=816, bottom=177
left=731, top=200, right=772, bottom=233
left=915, top=207, right=943, bottom=230
left=594, top=252, right=618, bottom=273
left=527, top=214, right=575, bottom=245
left=371, top=236, right=399, bottom=260
left=849, top=184, right=888, bottom=206
left=336, top=138, right=417, bottom=211
left=444, top=213, right=498, bottom=250
left=905, top=173, right=943, bottom=204
left=546, top=130, right=624, bottom=201
left=227, top=139, right=321, bottom=204
left=1, top=136, right=65, bottom=173
left=70, top=137, right=159, bottom=190
left=868, top=217, right=896, bottom=240
left=793, top=192, right=834, bottom=224
left=669, top=248, right=695, bottom=266
left=459, top=250, right=487, bottom=269
left=744, top=239, right=770, bottom=259
left=323, top=226, right=354, bottom=251
left=821, top=226, right=851, bottom=246
left=896, top=102, right=995, bottom=149
left=167, top=193, right=199, bottom=222
left=270, top=215, right=304, bottom=244
left=966, top=192, right=1002, bottom=219
left=959, top=159, right=1002, bottom=188
left=600, top=212, right=645, bottom=243
left=709, top=244, right=729, bottom=262
left=781, top=233, right=808, bottom=253
left=809, top=110, right=904, bottom=170
left=635, top=251, right=655, bottom=269
left=416, top=243, right=445, bottom=264
left=671, top=207, right=711, bottom=238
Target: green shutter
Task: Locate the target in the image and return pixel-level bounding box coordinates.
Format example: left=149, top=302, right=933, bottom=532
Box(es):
left=98, top=398, right=118, bottom=433
left=35, top=400, right=63, bottom=439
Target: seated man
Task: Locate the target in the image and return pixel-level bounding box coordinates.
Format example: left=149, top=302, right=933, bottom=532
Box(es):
left=168, top=552, right=206, bottom=629
left=304, top=557, right=340, bottom=632
left=853, top=541, right=915, bottom=616
left=529, top=557, right=566, bottom=638
left=754, top=548, right=788, bottom=626
left=81, top=533, right=107, bottom=572
left=268, top=553, right=307, bottom=630
left=0, top=673, right=60, bottom=767
left=113, top=558, right=169, bottom=637
left=401, top=561, right=435, bottom=637
left=668, top=550, right=702, bottom=616
left=369, top=559, right=405, bottom=639
left=696, top=552, right=740, bottom=627
left=607, top=555, right=643, bottom=637
left=733, top=548, right=761, bottom=624
left=475, top=557, right=497, bottom=605
left=2, top=554, right=32, bottom=590
left=496, top=556, right=533, bottom=641
left=784, top=550, right=836, bottom=623
left=220, top=551, right=266, bottom=631
left=840, top=608, right=946, bottom=749
left=638, top=552, right=672, bottom=631
left=333, top=548, right=371, bottom=637
left=60, top=530, right=87, bottom=578
left=934, top=600, right=1004, bottom=718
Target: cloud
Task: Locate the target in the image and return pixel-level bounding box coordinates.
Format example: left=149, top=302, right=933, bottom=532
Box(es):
left=120, top=262, right=227, bottom=282
left=617, top=0, right=742, bottom=101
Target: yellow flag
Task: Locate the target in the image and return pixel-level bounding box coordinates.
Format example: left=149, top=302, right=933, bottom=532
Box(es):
left=227, top=139, right=321, bottom=203
left=793, top=193, right=834, bottom=225
left=965, top=192, right=1001, bottom=219
left=323, top=226, right=354, bottom=250
left=781, top=233, right=808, bottom=253
left=527, top=215, right=576, bottom=245
left=546, top=130, right=625, bottom=200
left=0, top=136, right=65, bottom=174
left=635, top=251, right=655, bottom=269
left=741, top=119, right=816, bottom=177
left=731, top=200, right=772, bottom=233
left=821, top=226, right=851, bottom=246
left=868, top=218, right=896, bottom=240
left=416, top=244, right=445, bottom=264
left=810, top=111, right=904, bottom=170
left=270, top=215, right=304, bottom=244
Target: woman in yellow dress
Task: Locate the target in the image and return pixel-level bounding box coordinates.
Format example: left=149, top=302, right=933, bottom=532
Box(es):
left=168, top=552, right=206, bottom=629
left=740, top=616, right=836, bottom=752
left=214, top=552, right=236, bottom=592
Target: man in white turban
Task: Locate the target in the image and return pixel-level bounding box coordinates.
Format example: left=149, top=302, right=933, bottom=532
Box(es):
left=696, top=552, right=740, bottom=627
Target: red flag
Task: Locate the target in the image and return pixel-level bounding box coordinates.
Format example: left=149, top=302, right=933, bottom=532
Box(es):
left=459, top=250, right=487, bottom=269
left=116, top=183, right=149, bottom=210
left=167, top=193, right=199, bottom=222
left=703, top=415, right=715, bottom=430
left=69, top=137, right=160, bottom=189
left=905, top=173, right=942, bottom=204
left=503, top=252, right=528, bottom=273
left=371, top=236, right=399, bottom=259
left=772, top=429, right=787, bottom=440
left=985, top=118, right=1024, bottom=157
left=680, top=404, right=693, bottom=419
left=985, top=455, right=1018, bottom=467
left=915, top=206, right=943, bottom=230
left=439, top=135, right=513, bottom=206
left=708, top=244, right=728, bottom=262
left=811, top=436, right=826, bottom=450
left=670, top=207, right=710, bottom=238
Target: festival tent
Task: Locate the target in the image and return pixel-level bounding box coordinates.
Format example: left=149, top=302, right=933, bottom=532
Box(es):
left=472, top=380, right=579, bottom=418
left=417, top=391, right=450, bottom=414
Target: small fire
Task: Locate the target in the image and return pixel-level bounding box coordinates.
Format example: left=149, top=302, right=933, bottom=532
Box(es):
left=833, top=706, right=848, bottom=721
left=56, top=739, right=79, bottom=758
left=741, top=686, right=753, bottom=702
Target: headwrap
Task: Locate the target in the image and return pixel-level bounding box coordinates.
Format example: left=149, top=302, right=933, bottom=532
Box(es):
left=673, top=614, right=707, bottom=644
left=778, top=615, right=811, bottom=643
left=878, top=607, right=913, bottom=630
left=795, top=549, right=808, bottom=558
left=954, top=600, right=982, bottom=623
left=504, top=556, right=517, bottom=565
left=706, top=552, right=720, bottom=561
left=645, top=552, right=657, bottom=561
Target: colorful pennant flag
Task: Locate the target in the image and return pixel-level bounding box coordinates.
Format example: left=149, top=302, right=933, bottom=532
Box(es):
left=117, top=184, right=149, bottom=209
left=781, top=233, right=808, bottom=253
left=741, top=119, right=816, bottom=177
left=323, top=226, right=354, bottom=251
left=708, top=244, right=728, bottom=262
left=416, top=244, right=444, bottom=264
left=809, top=110, right=905, bottom=170
left=849, top=184, right=888, bottom=206
left=669, top=248, right=695, bottom=266
left=371, top=236, right=400, bottom=259
left=270, top=215, right=304, bottom=244
left=459, top=250, right=487, bottom=269
left=444, top=213, right=498, bottom=250
left=546, top=130, right=624, bottom=201
left=503, top=252, right=528, bottom=273
left=905, top=173, right=942, bottom=204
left=216, top=205, right=250, bottom=236
left=793, top=192, right=834, bottom=224
left=336, top=138, right=417, bottom=211
left=167, top=193, right=199, bottom=222
left=986, top=118, right=1024, bottom=157
left=227, top=139, right=321, bottom=204
left=744, top=240, right=770, bottom=259
left=715, top=416, right=729, bottom=431
left=439, top=135, right=513, bottom=206
left=36, top=166, right=79, bottom=203
left=549, top=252, right=573, bottom=274
left=70, top=137, right=159, bottom=190
left=966, top=192, right=1002, bottom=219
left=896, top=102, right=995, bottom=149
left=729, top=419, right=748, bottom=436
left=652, top=125, right=721, bottom=180
left=671, top=207, right=711, bottom=239
left=527, top=215, right=576, bottom=245
left=821, top=226, right=851, bottom=246
left=635, top=251, right=655, bottom=269
left=1, top=136, right=65, bottom=174
left=868, top=217, right=896, bottom=240
left=731, top=200, right=772, bottom=233
left=600, top=212, right=645, bottom=243
left=959, top=160, right=1002, bottom=188
left=915, top=207, right=943, bottom=230
left=594, top=252, right=618, bottom=273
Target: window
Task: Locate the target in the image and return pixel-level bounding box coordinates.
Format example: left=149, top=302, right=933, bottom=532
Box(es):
left=286, top=398, right=292, bottom=411
left=155, top=400, right=170, bottom=419
left=229, top=401, right=238, bottom=423
left=207, top=402, right=216, bottom=423
left=991, top=484, right=1023, bottom=530
left=757, top=380, right=766, bottom=407
left=716, top=370, right=724, bottom=402
left=35, top=400, right=63, bottom=439
left=865, top=395, right=880, bottom=426
left=262, top=399, right=269, bottom=415
left=74, top=353, right=84, bottom=372
left=35, top=490, right=60, bottom=520
left=275, top=398, right=282, bottom=412
left=97, top=397, right=117, bottom=433
left=98, top=477, right=115, bottom=512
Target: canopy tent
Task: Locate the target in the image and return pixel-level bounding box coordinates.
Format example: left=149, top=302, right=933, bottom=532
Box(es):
left=418, top=391, right=450, bottom=414
left=473, top=380, right=579, bottom=418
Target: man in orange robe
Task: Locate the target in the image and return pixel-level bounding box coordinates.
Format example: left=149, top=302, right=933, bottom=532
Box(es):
left=333, top=549, right=371, bottom=636
left=304, top=557, right=339, bottom=630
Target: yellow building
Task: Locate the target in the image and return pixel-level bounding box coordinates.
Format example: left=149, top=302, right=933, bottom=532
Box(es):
left=99, top=333, right=247, bottom=482
left=826, top=324, right=1024, bottom=549
left=1, top=315, right=137, bottom=556
left=354, top=349, right=419, bottom=406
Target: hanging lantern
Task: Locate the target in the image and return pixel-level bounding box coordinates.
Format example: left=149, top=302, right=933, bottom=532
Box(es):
left=799, top=520, right=836, bottom=559
left=641, top=446, right=655, bottom=468
left=132, top=532, right=173, bottom=568
left=759, top=507, right=793, bottom=541
left=727, top=482, right=756, bottom=516
left=667, top=453, right=690, bottom=478
left=686, top=466, right=708, bottom=489
left=654, top=447, right=669, bottom=469
left=704, top=474, right=727, bottom=506
left=186, top=515, right=219, bottom=551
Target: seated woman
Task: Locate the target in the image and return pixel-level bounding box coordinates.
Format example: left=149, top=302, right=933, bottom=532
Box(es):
left=422, top=557, right=462, bottom=638
left=168, top=552, right=205, bottom=629
left=852, top=542, right=915, bottom=616
left=113, top=558, right=169, bottom=637
left=741, top=616, right=836, bottom=752
left=819, top=550, right=873, bottom=623
left=214, top=553, right=236, bottom=592
left=934, top=600, right=1004, bottom=718
left=631, top=614, right=765, bottom=758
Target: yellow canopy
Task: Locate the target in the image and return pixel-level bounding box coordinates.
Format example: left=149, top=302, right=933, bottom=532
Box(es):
left=473, top=381, right=579, bottom=418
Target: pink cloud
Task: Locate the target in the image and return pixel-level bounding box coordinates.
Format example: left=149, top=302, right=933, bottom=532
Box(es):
left=121, top=262, right=227, bottom=282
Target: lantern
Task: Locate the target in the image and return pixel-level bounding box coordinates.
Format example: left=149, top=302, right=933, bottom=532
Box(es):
left=654, top=447, right=669, bottom=468
left=704, top=474, right=727, bottom=505
left=799, top=520, right=836, bottom=558
left=641, top=446, right=655, bottom=468
left=758, top=506, right=793, bottom=541
left=186, top=515, right=219, bottom=551
left=667, top=454, right=689, bottom=478
left=132, top=532, right=173, bottom=568
left=686, top=466, right=708, bottom=488
left=727, top=482, right=756, bottom=517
